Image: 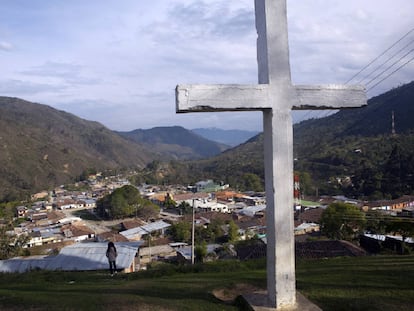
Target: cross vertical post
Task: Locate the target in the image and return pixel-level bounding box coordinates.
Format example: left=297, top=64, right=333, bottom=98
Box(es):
left=175, top=0, right=366, bottom=309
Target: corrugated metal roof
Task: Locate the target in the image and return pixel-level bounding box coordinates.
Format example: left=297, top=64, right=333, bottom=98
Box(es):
left=238, top=204, right=266, bottom=216
left=0, top=242, right=141, bottom=273
left=120, top=220, right=171, bottom=239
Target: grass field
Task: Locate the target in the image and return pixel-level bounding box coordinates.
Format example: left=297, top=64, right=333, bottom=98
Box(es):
left=0, top=255, right=413, bottom=310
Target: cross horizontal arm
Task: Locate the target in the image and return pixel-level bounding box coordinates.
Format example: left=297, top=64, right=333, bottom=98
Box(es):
left=176, top=84, right=270, bottom=113
left=293, top=84, right=366, bottom=110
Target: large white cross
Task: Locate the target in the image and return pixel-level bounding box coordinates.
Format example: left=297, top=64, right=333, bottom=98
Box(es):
left=176, top=0, right=366, bottom=309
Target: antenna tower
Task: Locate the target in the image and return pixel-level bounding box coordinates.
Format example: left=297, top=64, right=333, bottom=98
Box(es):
left=391, top=110, right=396, bottom=136
left=294, top=174, right=301, bottom=211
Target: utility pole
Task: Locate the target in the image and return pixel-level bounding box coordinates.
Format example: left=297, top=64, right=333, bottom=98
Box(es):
left=191, top=198, right=195, bottom=265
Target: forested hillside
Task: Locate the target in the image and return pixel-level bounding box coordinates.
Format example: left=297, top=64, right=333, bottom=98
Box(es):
left=0, top=97, right=155, bottom=201
left=117, top=126, right=229, bottom=160
left=293, top=81, right=414, bottom=199
left=1, top=82, right=413, bottom=202
left=156, top=81, right=414, bottom=199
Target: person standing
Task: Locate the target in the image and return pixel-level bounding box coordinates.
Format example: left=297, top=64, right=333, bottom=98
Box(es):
left=106, top=241, right=118, bottom=276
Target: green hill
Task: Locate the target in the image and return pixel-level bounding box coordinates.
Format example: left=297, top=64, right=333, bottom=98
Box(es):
left=117, top=126, right=229, bottom=160
left=161, top=81, right=414, bottom=198
left=0, top=97, right=155, bottom=201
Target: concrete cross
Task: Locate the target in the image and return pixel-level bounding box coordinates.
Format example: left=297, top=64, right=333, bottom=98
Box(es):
left=175, top=0, right=366, bottom=309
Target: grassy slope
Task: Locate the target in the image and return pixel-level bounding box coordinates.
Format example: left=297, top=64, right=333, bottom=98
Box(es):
left=0, top=256, right=413, bottom=311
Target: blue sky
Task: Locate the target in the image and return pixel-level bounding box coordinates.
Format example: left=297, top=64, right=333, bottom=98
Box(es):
left=1, top=0, right=413, bottom=131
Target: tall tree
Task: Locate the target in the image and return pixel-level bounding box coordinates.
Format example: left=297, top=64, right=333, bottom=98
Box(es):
left=0, top=226, right=30, bottom=260
left=96, top=185, right=159, bottom=220
left=227, top=220, right=239, bottom=243
left=320, top=202, right=366, bottom=240
left=382, top=144, right=403, bottom=199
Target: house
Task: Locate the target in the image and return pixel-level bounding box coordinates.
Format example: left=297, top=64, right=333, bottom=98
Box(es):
left=197, top=201, right=230, bottom=213
left=138, top=244, right=176, bottom=269
left=176, top=244, right=222, bottom=263
left=120, top=220, right=171, bottom=241
left=195, top=180, right=228, bottom=192
left=294, top=222, right=320, bottom=235
left=30, top=212, right=48, bottom=222
left=95, top=231, right=129, bottom=243
left=363, top=196, right=414, bottom=211
left=61, top=224, right=95, bottom=242
left=27, top=231, right=43, bottom=247
left=57, top=199, right=79, bottom=210
left=81, top=199, right=96, bottom=208
left=172, top=192, right=210, bottom=207
left=0, top=242, right=142, bottom=273
left=237, top=204, right=266, bottom=217
left=296, top=207, right=324, bottom=224
left=399, top=207, right=414, bottom=218
left=16, top=206, right=28, bottom=218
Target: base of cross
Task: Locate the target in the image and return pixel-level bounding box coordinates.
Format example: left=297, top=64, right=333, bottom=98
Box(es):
left=240, top=291, right=322, bottom=311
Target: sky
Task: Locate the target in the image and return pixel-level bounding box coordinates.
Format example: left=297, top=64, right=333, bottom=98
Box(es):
left=1, top=0, right=413, bottom=132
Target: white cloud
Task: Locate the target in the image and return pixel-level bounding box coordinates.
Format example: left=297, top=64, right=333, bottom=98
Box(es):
left=0, top=0, right=413, bottom=131
left=0, top=41, right=13, bottom=51
left=0, top=79, right=66, bottom=95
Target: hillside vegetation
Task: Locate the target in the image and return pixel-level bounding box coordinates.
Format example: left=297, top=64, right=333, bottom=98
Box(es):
left=0, top=97, right=155, bottom=201
left=157, top=81, right=414, bottom=199
left=117, top=126, right=229, bottom=160
left=1, top=81, right=414, bottom=201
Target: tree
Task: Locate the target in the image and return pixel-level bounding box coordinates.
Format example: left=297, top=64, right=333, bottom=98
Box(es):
left=0, top=226, right=30, bottom=260
left=96, top=185, right=159, bottom=220
left=386, top=219, right=414, bottom=254
left=320, top=202, right=366, bottom=241
left=296, top=171, right=313, bottom=197
left=169, top=221, right=191, bottom=243
left=382, top=144, right=404, bottom=199
left=177, top=201, right=192, bottom=215
left=241, top=173, right=263, bottom=192
left=365, top=210, right=389, bottom=234
left=195, top=219, right=225, bottom=244
left=164, top=193, right=176, bottom=209
left=227, top=220, right=239, bottom=243
left=194, top=242, right=207, bottom=263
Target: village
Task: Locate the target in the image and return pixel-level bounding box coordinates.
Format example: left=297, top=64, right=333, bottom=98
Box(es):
left=1, top=170, right=413, bottom=275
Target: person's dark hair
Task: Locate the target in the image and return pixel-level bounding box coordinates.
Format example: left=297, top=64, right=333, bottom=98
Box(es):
left=107, top=241, right=116, bottom=250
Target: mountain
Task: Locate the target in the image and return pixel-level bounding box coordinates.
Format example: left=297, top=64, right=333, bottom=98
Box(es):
left=117, top=126, right=229, bottom=160
left=0, top=97, right=155, bottom=201
left=191, top=128, right=260, bottom=147
left=160, top=81, right=414, bottom=198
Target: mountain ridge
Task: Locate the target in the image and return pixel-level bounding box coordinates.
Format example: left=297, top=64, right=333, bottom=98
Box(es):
left=116, top=126, right=229, bottom=160
left=158, top=81, right=414, bottom=198
left=1, top=81, right=413, bottom=201
left=191, top=127, right=259, bottom=147
left=0, top=97, right=155, bottom=201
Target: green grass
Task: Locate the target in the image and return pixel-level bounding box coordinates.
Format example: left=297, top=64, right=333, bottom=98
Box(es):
left=297, top=255, right=414, bottom=311
left=0, top=256, right=413, bottom=310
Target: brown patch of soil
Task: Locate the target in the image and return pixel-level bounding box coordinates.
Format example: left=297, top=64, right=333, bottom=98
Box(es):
left=212, top=283, right=262, bottom=304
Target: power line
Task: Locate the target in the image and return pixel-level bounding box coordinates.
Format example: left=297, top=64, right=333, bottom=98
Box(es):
left=356, top=39, right=414, bottom=85
left=304, top=27, right=414, bottom=125
left=367, top=52, right=414, bottom=92
left=345, top=26, right=414, bottom=84
left=365, top=48, right=413, bottom=87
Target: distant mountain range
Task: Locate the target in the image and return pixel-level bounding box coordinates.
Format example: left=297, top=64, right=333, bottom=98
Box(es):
left=0, top=97, right=251, bottom=201
left=1, top=81, right=413, bottom=201
left=116, top=126, right=228, bottom=160
left=191, top=128, right=259, bottom=147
